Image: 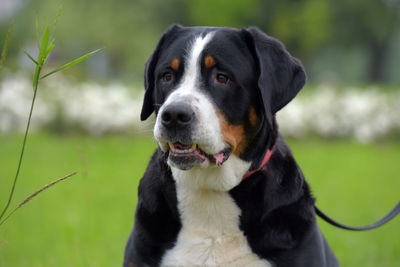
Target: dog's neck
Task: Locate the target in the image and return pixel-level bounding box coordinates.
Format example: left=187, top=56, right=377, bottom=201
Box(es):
left=241, top=115, right=278, bottom=173
left=242, top=146, right=274, bottom=180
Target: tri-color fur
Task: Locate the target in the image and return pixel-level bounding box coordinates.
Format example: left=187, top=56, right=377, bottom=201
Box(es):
left=124, top=25, right=339, bottom=267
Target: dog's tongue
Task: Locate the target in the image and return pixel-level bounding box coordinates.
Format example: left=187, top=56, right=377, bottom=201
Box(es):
left=213, top=152, right=225, bottom=165
left=169, top=143, right=231, bottom=168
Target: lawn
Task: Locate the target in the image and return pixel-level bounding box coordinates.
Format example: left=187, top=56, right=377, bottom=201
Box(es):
left=0, top=134, right=399, bottom=266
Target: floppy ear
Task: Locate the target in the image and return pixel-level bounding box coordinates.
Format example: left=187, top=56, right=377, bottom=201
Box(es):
left=245, top=27, right=306, bottom=125
left=140, top=24, right=183, bottom=121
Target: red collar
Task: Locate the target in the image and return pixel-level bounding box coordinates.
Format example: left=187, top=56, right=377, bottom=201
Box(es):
left=242, top=148, right=274, bottom=180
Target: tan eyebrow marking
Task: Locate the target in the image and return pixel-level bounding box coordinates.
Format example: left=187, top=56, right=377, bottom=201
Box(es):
left=204, top=55, right=217, bottom=68
left=170, top=58, right=180, bottom=71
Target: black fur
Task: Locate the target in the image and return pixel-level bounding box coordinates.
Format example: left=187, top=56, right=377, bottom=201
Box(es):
left=124, top=150, right=181, bottom=266
left=125, top=25, right=338, bottom=267
left=230, top=136, right=337, bottom=267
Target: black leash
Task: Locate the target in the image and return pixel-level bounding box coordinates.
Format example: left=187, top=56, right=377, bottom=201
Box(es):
left=247, top=142, right=400, bottom=231
left=315, top=202, right=400, bottom=231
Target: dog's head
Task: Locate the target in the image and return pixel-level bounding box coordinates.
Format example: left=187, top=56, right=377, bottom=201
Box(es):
left=141, top=25, right=305, bottom=189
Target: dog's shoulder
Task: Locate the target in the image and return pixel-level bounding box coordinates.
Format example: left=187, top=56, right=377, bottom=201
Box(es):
left=124, top=149, right=181, bottom=267
left=229, top=137, right=317, bottom=259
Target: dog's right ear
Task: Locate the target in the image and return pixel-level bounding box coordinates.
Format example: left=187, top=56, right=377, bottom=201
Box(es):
left=141, top=24, right=183, bottom=121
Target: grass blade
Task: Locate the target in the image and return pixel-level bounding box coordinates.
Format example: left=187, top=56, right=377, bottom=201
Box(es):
left=40, top=48, right=102, bottom=79
left=20, top=48, right=38, bottom=65
left=38, top=26, right=50, bottom=65
left=0, top=171, right=78, bottom=226
left=18, top=171, right=78, bottom=209
left=0, top=20, right=14, bottom=71
left=44, top=38, right=56, bottom=63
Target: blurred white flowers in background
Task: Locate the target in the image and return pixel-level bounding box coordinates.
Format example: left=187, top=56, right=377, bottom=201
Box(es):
left=1, top=73, right=399, bottom=142
left=0, top=74, right=52, bottom=132
left=0, top=73, right=148, bottom=135
left=277, top=85, right=400, bottom=142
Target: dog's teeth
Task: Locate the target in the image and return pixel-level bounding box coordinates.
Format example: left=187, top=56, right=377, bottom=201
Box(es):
left=168, top=143, right=197, bottom=154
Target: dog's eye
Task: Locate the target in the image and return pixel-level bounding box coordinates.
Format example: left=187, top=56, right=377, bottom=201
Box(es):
left=216, top=73, right=229, bottom=84
left=162, top=72, right=173, bottom=82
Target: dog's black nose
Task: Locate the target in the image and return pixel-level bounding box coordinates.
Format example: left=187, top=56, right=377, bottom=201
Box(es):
left=161, top=103, right=195, bottom=129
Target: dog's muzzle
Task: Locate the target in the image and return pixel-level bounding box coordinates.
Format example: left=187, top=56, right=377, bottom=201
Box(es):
left=158, top=102, right=231, bottom=170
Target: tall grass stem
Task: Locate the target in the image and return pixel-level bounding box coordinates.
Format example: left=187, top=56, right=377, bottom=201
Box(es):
left=0, top=171, right=78, bottom=226
left=0, top=81, right=40, bottom=221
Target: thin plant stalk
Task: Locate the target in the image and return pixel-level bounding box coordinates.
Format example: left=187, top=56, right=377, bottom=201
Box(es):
left=0, top=172, right=78, bottom=226
left=0, top=78, right=40, bottom=221
left=0, top=25, right=47, bottom=221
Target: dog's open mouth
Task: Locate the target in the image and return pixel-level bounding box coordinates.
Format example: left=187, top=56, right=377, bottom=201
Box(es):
left=167, top=142, right=231, bottom=170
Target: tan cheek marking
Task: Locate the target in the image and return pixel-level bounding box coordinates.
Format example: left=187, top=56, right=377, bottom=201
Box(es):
left=205, top=55, right=217, bottom=68
left=170, top=58, right=180, bottom=71
left=249, top=106, right=259, bottom=128
left=217, top=111, right=247, bottom=156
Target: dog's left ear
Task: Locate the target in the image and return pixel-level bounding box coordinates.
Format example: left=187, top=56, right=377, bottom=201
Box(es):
left=244, top=27, right=306, bottom=125
left=141, top=24, right=183, bottom=121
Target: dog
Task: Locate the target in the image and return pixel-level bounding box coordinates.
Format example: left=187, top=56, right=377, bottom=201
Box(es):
left=124, top=25, right=339, bottom=267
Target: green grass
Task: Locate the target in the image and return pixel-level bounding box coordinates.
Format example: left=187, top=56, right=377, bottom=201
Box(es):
left=290, top=139, right=400, bottom=267
left=0, top=134, right=399, bottom=266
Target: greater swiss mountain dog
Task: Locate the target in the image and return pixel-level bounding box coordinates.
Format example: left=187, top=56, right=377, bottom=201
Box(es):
left=124, top=25, right=339, bottom=267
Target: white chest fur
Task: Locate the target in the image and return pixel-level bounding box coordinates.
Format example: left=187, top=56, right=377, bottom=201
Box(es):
left=160, top=186, right=272, bottom=267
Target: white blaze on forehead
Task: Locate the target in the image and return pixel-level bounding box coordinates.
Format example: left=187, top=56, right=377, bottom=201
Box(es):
left=166, top=32, right=215, bottom=100
left=182, top=33, right=214, bottom=87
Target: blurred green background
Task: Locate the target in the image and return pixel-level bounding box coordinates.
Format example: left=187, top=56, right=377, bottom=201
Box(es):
left=0, top=0, right=399, bottom=266
left=1, top=0, right=400, bottom=84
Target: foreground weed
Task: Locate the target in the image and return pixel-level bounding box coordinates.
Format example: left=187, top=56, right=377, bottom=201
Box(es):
left=0, top=11, right=101, bottom=225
